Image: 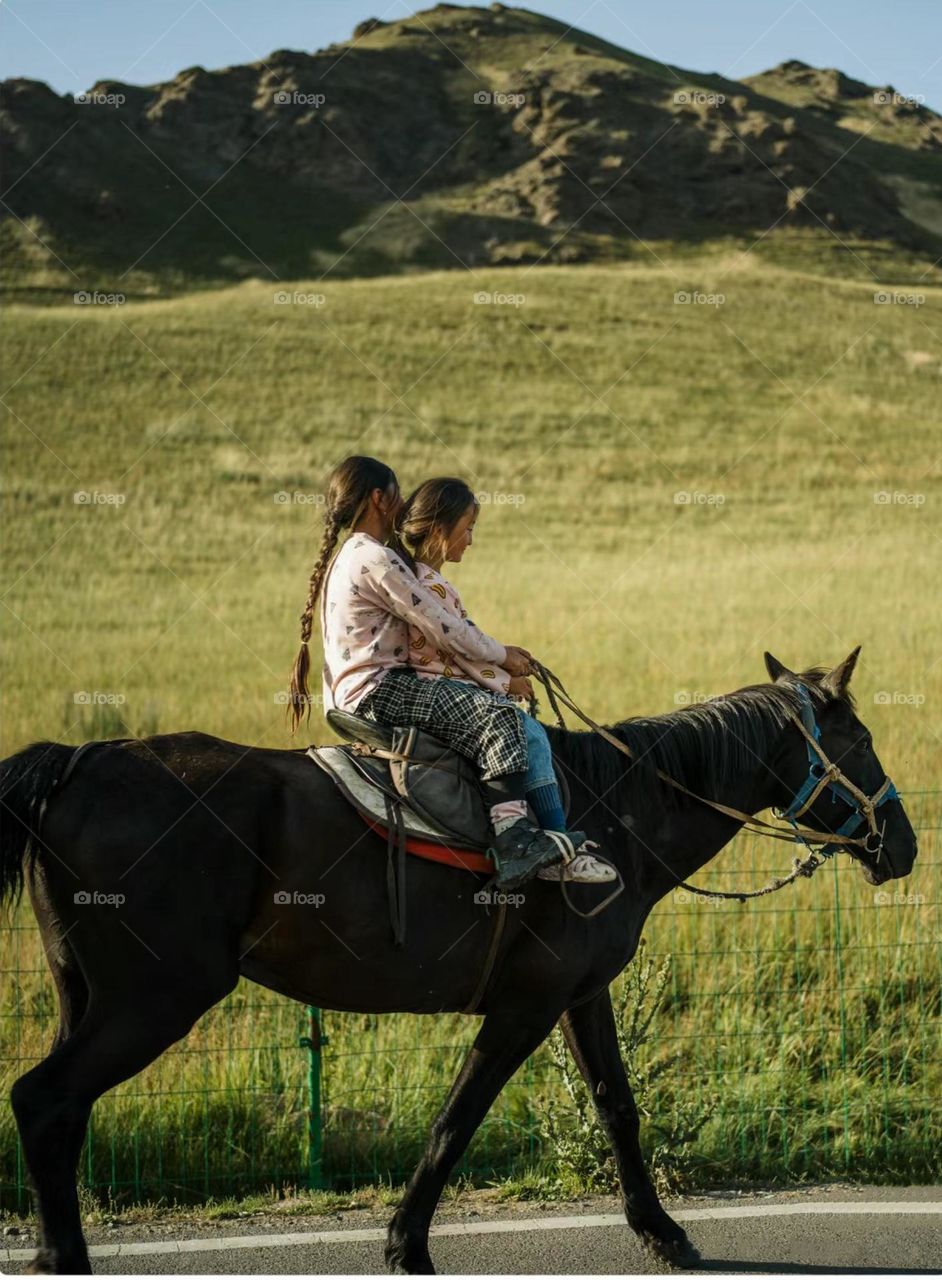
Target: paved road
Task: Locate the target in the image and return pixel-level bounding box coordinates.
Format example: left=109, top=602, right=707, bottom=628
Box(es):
left=3, top=1187, right=940, bottom=1274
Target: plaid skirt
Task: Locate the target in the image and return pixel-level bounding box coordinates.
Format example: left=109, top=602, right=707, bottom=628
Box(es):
left=356, top=669, right=528, bottom=781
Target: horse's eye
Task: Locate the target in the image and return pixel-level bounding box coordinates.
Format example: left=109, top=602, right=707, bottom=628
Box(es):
left=856, top=736, right=872, bottom=754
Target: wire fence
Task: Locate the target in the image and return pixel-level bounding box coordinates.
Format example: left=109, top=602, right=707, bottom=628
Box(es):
left=2, top=791, right=939, bottom=1212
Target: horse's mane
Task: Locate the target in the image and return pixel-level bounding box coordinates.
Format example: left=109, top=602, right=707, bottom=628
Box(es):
left=543, top=668, right=855, bottom=823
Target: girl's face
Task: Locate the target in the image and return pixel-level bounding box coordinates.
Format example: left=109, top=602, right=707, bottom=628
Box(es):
left=442, top=504, right=479, bottom=564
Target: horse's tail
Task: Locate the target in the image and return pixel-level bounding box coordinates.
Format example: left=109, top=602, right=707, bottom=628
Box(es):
left=0, top=741, right=77, bottom=910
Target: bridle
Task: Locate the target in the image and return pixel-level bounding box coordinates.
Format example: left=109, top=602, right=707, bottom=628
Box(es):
left=530, top=663, right=902, bottom=902
left=776, top=682, right=899, bottom=868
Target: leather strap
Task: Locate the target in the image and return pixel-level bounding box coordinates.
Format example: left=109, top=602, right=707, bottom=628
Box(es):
left=383, top=793, right=407, bottom=948
left=462, top=900, right=508, bottom=1014
left=531, top=661, right=880, bottom=851
left=396, top=800, right=407, bottom=946
left=560, top=865, right=626, bottom=918
left=354, top=741, right=467, bottom=778
left=57, top=738, right=133, bottom=792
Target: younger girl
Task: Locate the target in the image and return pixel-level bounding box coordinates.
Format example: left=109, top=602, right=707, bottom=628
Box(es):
left=393, top=477, right=613, bottom=885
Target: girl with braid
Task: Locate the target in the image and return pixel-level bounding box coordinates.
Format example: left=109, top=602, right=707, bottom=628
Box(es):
left=287, top=456, right=605, bottom=888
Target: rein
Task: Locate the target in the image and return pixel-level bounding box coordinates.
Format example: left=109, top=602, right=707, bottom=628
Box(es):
left=529, top=661, right=897, bottom=904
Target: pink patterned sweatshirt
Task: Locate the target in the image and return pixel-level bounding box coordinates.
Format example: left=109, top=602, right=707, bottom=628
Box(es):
left=409, top=563, right=513, bottom=696
left=320, top=533, right=507, bottom=712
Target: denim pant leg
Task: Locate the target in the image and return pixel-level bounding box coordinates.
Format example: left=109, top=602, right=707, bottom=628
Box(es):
left=521, top=712, right=558, bottom=792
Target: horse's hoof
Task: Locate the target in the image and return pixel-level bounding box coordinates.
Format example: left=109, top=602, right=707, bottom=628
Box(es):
left=25, top=1249, right=91, bottom=1275
left=640, top=1226, right=700, bottom=1268
left=384, top=1244, right=436, bottom=1275
left=25, top=1250, right=56, bottom=1275
left=386, top=1258, right=436, bottom=1274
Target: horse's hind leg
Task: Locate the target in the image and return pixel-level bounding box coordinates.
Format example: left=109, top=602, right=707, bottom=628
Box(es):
left=385, top=1009, right=559, bottom=1275
left=12, top=1036, right=96, bottom=1276
left=19, top=928, right=90, bottom=1269
left=11, top=985, right=233, bottom=1274
left=38, top=918, right=88, bottom=1054
left=560, top=989, right=699, bottom=1267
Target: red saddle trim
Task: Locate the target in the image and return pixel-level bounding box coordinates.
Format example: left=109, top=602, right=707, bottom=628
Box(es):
left=360, top=814, right=494, bottom=875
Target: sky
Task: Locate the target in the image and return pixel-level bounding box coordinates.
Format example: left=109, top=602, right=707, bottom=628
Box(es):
left=1, top=0, right=939, bottom=110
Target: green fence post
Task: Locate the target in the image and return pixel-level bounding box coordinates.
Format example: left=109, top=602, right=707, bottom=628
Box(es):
left=300, top=1006, right=326, bottom=1189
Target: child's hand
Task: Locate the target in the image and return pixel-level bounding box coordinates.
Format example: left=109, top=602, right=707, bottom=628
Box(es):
left=508, top=675, right=534, bottom=700
left=502, top=645, right=532, bottom=676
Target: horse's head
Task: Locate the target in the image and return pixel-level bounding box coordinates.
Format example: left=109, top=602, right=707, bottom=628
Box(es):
left=763, top=647, right=917, bottom=886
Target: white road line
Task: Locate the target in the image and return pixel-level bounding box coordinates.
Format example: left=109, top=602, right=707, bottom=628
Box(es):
left=1, top=1201, right=940, bottom=1262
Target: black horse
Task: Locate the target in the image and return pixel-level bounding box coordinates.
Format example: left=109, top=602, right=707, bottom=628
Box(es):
left=0, top=650, right=917, bottom=1274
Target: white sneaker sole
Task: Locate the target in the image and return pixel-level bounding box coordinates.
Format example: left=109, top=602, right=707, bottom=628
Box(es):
left=538, top=853, right=619, bottom=884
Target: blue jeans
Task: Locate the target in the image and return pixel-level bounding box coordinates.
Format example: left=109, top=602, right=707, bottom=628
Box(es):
left=485, top=694, right=557, bottom=789
left=469, top=691, right=556, bottom=790
left=519, top=708, right=567, bottom=830
left=521, top=711, right=557, bottom=791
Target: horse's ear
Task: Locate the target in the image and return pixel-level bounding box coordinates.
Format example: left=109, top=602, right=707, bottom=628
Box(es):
left=821, top=645, right=861, bottom=699
left=764, top=651, right=794, bottom=682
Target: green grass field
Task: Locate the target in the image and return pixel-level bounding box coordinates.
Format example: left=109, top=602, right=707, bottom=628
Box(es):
left=1, top=241, right=940, bottom=1209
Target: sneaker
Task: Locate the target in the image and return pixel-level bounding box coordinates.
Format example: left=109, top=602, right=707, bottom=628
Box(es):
left=536, top=833, right=617, bottom=883
left=491, top=817, right=566, bottom=890
left=538, top=852, right=618, bottom=883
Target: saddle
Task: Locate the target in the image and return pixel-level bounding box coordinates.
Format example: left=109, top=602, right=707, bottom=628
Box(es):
left=307, top=709, right=571, bottom=953
left=308, top=708, right=570, bottom=855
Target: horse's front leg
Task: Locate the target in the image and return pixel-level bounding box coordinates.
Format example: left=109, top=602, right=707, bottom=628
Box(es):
left=560, top=989, right=700, bottom=1267
left=386, top=1008, right=559, bottom=1274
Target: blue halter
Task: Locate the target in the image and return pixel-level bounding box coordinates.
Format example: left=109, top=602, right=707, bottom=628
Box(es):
left=775, top=683, right=900, bottom=858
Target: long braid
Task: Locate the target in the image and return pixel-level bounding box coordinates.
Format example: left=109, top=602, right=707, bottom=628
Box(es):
left=285, top=456, right=395, bottom=736
left=302, top=510, right=342, bottom=648
left=286, top=509, right=342, bottom=733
